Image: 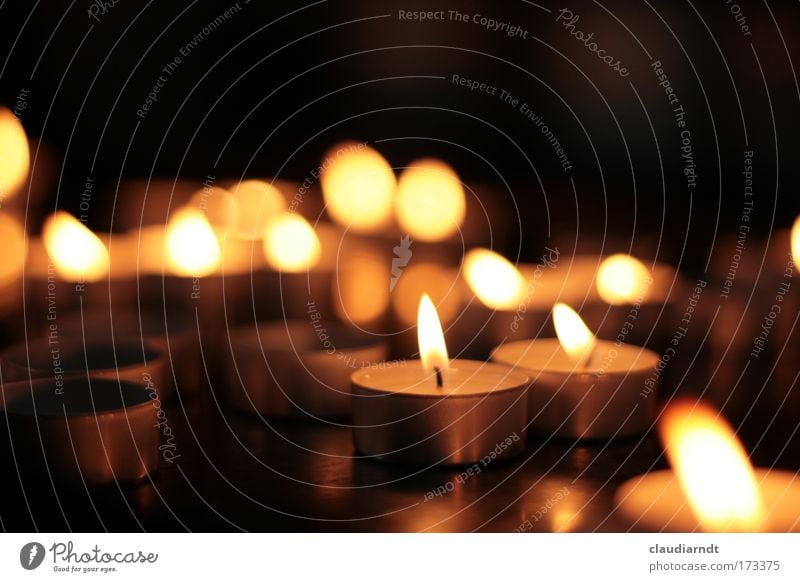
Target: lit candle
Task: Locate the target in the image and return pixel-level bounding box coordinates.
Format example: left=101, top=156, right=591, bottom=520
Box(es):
left=352, top=294, right=529, bottom=465
left=491, top=303, right=660, bottom=439
left=0, top=106, right=30, bottom=202
left=615, top=400, right=800, bottom=532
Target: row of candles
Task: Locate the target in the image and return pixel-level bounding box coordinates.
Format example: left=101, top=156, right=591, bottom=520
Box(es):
left=1, top=105, right=799, bottom=532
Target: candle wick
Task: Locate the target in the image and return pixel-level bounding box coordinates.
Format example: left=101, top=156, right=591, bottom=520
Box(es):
left=434, top=366, right=444, bottom=388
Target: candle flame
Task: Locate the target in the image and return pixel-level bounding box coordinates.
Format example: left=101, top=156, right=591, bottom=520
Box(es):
left=660, top=400, right=767, bottom=532
left=394, top=158, right=466, bottom=242
left=320, top=142, right=395, bottom=233
left=165, top=207, right=221, bottom=277
left=463, top=248, right=526, bottom=310
left=0, top=107, right=29, bottom=200
left=791, top=215, right=800, bottom=271
left=43, top=211, right=110, bottom=282
left=263, top=213, right=321, bottom=273
left=552, top=303, right=596, bottom=367
left=417, top=293, right=449, bottom=386
left=596, top=254, right=653, bottom=305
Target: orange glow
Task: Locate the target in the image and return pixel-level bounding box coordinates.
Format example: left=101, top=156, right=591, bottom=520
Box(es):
left=0, top=213, right=25, bottom=285
left=229, top=180, right=287, bottom=240
left=165, top=207, right=221, bottom=277
left=392, top=263, right=461, bottom=327
left=596, top=254, right=653, bottom=305
left=791, top=215, right=800, bottom=271
left=660, top=400, right=766, bottom=532
left=463, top=248, right=526, bottom=310
left=0, top=107, right=29, bottom=201
left=418, top=293, right=449, bottom=384
left=320, top=142, right=396, bottom=233
left=262, top=213, right=321, bottom=273
left=394, top=159, right=466, bottom=242
left=334, top=248, right=390, bottom=324
left=43, top=212, right=110, bottom=282
left=189, top=186, right=238, bottom=227
left=552, top=303, right=596, bottom=367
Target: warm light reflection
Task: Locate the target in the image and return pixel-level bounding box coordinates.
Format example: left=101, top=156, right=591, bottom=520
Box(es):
left=552, top=303, right=596, bottom=367
left=791, top=215, right=800, bottom=271
left=463, top=248, right=526, bottom=310
left=189, top=185, right=238, bottom=227
left=165, top=207, right=221, bottom=277
left=43, top=211, right=110, bottom=282
left=229, top=180, right=287, bottom=240
left=394, top=158, right=466, bottom=242
left=0, top=213, right=25, bottom=285
left=320, top=142, right=396, bottom=233
left=334, top=248, right=390, bottom=324
left=263, top=213, right=321, bottom=273
left=418, top=293, right=449, bottom=384
left=596, top=254, right=653, bottom=305
left=0, top=107, right=30, bottom=201
left=393, top=264, right=461, bottom=327
left=660, top=400, right=766, bottom=532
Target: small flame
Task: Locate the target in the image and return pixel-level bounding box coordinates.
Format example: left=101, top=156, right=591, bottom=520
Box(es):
left=552, top=303, right=596, bottom=367
left=43, top=212, right=110, bottom=282
left=463, top=248, right=526, bottom=310
left=395, top=159, right=466, bottom=242
left=165, top=207, right=221, bottom=277
left=596, top=254, right=653, bottom=305
left=661, top=400, right=767, bottom=532
left=0, top=107, right=30, bottom=200
left=263, top=213, right=321, bottom=273
left=417, top=293, right=449, bottom=385
left=791, top=215, right=800, bottom=271
left=320, top=142, right=396, bottom=233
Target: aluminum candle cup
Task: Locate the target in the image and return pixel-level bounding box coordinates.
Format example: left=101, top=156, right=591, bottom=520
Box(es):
left=0, top=337, right=168, bottom=395
left=614, top=470, right=800, bottom=532
left=351, top=360, right=529, bottom=466
left=0, top=378, right=159, bottom=486
left=491, top=339, right=660, bottom=439
left=226, top=321, right=387, bottom=419
left=49, top=310, right=200, bottom=399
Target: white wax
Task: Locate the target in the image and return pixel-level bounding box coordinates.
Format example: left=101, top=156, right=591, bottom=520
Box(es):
left=351, top=360, right=529, bottom=397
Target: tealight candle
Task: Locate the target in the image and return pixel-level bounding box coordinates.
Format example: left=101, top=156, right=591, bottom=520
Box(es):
left=615, top=400, right=800, bottom=532
left=0, top=377, right=159, bottom=486
left=352, top=294, right=529, bottom=465
left=226, top=320, right=387, bottom=419
left=491, top=303, right=660, bottom=439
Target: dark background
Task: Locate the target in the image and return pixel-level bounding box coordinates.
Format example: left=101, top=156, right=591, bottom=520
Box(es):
left=1, top=0, right=798, bottom=273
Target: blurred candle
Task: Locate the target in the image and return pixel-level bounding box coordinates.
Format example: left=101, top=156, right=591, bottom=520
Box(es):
left=262, top=213, right=321, bottom=273
left=0, top=106, right=30, bottom=202
left=165, top=207, right=221, bottom=277
left=615, top=400, right=800, bottom=532
left=229, top=179, right=287, bottom=240
left=42, top=211, right=110, bottom=282
left=394, top=158, right=466, bottom=242
left=320, top=142, right=395, bottom=234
